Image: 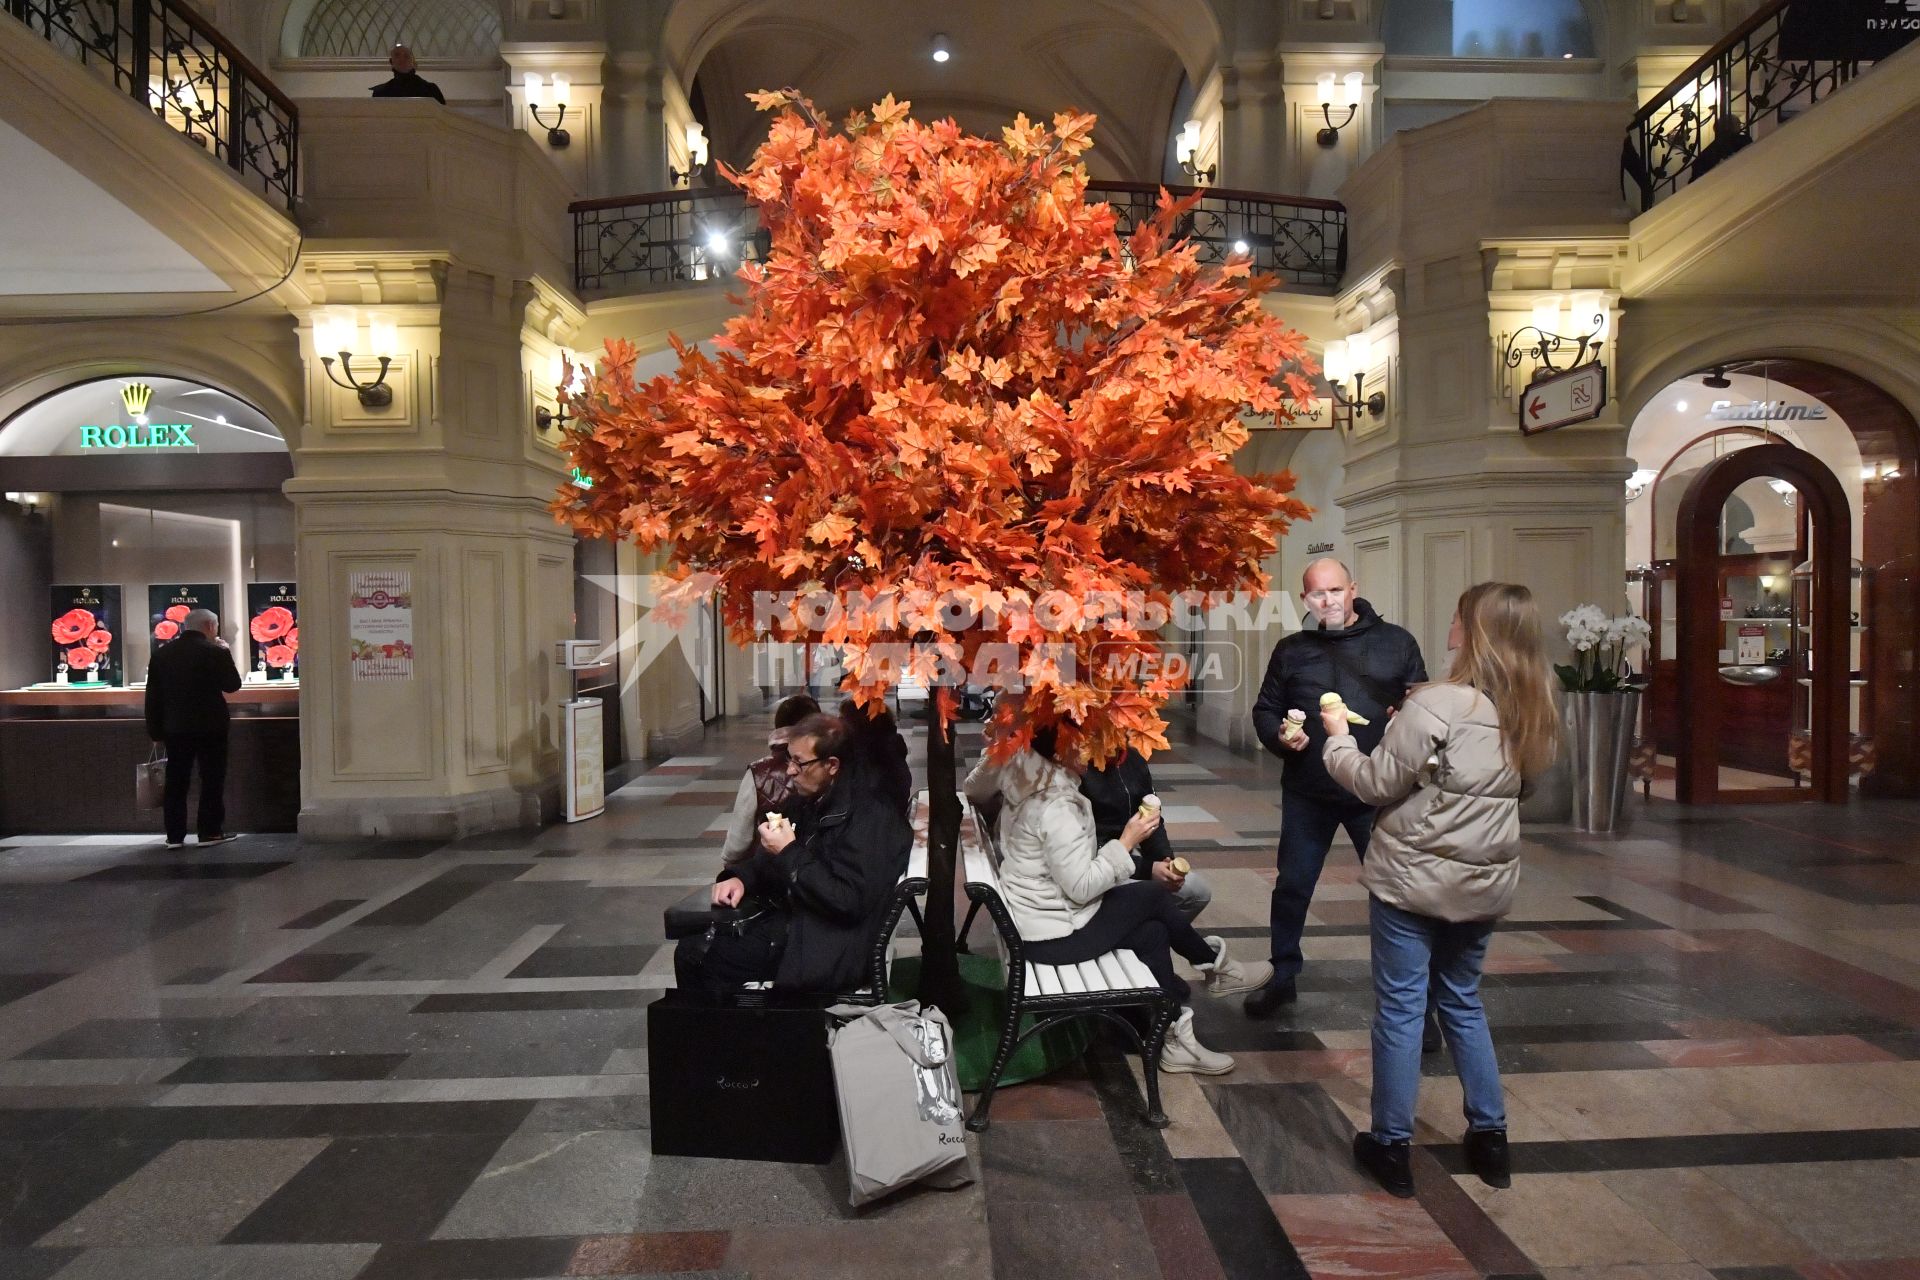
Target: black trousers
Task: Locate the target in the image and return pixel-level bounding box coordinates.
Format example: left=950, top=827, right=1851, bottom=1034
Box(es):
left=162, top=732, right=228, bottom=844
left=673, top=911, right=788, bottom=1002
left=1025, top=880, right=1216, bottom=1002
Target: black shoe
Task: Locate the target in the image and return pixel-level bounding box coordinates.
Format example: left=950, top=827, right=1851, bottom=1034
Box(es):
left=1422, top=1007, right=1443, bottom=1054
left=1463, top=1128, right=1510, bottom=1188
left=1242, top=977, right=1297, bottom=1018
left=1352, top=1132, right=1416, bottom=1198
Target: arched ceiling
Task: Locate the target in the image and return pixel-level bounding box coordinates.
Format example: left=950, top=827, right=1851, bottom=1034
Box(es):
left=666, top=0, right=1221, bottom=183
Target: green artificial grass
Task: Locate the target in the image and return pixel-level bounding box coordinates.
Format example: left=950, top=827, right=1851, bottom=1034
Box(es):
left=887, top=952, right=1090, bottom=1091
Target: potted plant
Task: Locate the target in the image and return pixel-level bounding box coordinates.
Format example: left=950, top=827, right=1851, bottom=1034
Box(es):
left=1556, top=605, right=1651, bottom=833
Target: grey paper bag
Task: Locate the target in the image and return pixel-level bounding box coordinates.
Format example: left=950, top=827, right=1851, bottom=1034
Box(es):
left=827, top=1000, right=972, bottom=1207
left=135, top=746, right=166, bottom=812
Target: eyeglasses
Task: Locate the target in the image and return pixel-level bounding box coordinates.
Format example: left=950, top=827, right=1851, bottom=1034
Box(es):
left=787, top=754, right=825, bottom=770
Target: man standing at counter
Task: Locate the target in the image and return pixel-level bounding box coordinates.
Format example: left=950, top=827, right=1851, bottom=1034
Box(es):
left=145, top=609, right=241, bottom=849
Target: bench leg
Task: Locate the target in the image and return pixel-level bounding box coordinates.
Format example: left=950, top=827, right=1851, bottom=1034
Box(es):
left=965, top=997, right=1026, bottom=1133
left=1140, top=999, right=1175, bottom=1129
left=954, top=899, right=981, bottom=955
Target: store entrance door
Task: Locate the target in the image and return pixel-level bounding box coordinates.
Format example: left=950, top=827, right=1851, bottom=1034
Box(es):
left=1675, top=444, right=1852, bottom=804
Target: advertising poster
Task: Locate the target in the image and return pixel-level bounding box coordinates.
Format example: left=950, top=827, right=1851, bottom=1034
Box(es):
left=348, top=568, right=413, bottom=682
left=50, top=584, right=123, bottom=685
left=246, top=582, right=299, bottom=679
left=564, top=699, right=606, bottom=822
left=147, top=584, right=222, bottom=650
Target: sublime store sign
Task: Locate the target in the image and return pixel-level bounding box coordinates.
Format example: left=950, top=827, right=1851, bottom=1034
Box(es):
left=76, top=384, right=196, bottom=452
left=1706, top=400, right=1830, bottom=423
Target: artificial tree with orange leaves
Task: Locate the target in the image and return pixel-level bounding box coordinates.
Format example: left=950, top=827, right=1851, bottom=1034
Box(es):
left=557, top=89, right=1315, bottom=1009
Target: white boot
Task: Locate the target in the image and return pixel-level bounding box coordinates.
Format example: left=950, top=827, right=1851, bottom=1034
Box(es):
left=1160, top=1007, right=1234, bottom=1075
left=1199, top=935, right=1273, bottom=998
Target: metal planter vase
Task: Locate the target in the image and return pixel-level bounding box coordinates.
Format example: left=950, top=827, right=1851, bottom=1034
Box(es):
left=1566, top=689, right=1641, bottom=834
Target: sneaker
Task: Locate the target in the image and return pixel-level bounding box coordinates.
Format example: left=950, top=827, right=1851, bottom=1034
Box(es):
left=1242, top=976, right=1297, bottom=1018
left=197, top=834, right=239, bottom=846
left=1352, top=1132, right=1416, bottom=1198
left=1200, top=936, right=1274, bottom=998
left=1463, top=1127, right=1511, bottom=1188
left=1160, top=1008, right=1235, bottom=1075
left=163, top=840, right=187, bottom=851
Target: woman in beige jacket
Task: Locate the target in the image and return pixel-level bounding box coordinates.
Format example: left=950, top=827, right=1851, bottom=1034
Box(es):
left=1321, top=582, right=1560, bottom=1198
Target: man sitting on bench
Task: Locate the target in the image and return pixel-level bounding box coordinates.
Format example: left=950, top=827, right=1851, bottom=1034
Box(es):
left=674, top=713, right=912, bottom=1000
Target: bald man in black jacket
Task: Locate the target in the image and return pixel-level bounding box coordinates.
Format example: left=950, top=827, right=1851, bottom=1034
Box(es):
left=145, top=609, right=241, bottom=849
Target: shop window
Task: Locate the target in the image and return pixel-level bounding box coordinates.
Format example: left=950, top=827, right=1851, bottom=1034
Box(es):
left=1382, top=0, right=1595, bottom=60
left=291, top=0, right=502, bottom=60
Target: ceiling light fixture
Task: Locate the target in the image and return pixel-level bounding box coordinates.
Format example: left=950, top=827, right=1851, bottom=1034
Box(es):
left=931, top=33, right=951, bottom=63
left=1702, top=367, right=1732, bottom=389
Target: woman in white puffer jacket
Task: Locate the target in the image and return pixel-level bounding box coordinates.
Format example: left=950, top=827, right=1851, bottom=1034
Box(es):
left=1321, top=582, right=1561, bottom=1199
left=963, top=725, right=1268, bottom=1074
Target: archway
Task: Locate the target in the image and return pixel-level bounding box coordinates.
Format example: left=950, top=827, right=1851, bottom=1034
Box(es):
left=1628, top=358, right=1918, bottom=800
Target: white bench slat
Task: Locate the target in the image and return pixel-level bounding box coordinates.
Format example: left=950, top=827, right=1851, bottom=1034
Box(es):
left=1074, top=960, right=1107, bottom=992
left=963, top=841, right=997, bottom=890
left=1054, top=961, right=1089, bottom=994
left=1094, top=952, right=1133, bottom=990
left=1115, top=950, right=1157, bottom=991
left=1029, top=963, right=1064, bottom=996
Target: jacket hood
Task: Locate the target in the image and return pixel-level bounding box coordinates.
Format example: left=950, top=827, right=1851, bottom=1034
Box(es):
left=996, top=748, right=1079, bottom=806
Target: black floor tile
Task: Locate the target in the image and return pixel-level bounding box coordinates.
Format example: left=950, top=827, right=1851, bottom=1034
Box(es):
left=506, top=944, right=654, bottom=979
left=410, top=990, right=654, bottom=1013
left=1175, top=1157, right=1311, bottom=1280
left=0, top=1248, right=83, bottom=1280
left=1084, top=1049, right=1182, bottom=1194
left=1423, top=1126, right=1920, bottom=1175
left=355, top=878, right=494, bottom=927
left=222, top=1132, right=511, bottom=1243
left=0, top=1137, right=174, bottom=1246
left=79, top=861, right=291, bottom=881
left=287, top=1101, right=536, bottom=1138
left=161, top=1053, right=410, bottom=1084
left=247, top=951, right=371, bottom=983
left=0, top=974, right=66, bottom=1008
left=280, top=899, right=366, bottom=929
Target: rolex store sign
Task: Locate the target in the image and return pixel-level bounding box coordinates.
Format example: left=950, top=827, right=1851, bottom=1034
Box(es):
left=78, top=384, right=196, bottom=451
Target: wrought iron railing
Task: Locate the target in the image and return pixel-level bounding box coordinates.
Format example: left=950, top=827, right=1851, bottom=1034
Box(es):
left=1623, top=0, right=1871, bottom=213
left=5, top=0, right=299, bottom=213
left=570, top=181, right=1347, bottom=297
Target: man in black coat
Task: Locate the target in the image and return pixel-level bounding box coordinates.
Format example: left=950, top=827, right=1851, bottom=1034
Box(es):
left=1080, top=746, right=1211, bottom=923
left=144, top=608, right=242, bottom=849
left=368, top=45, right=446, bottom=104
left=675, top=713, right=911, bottom=998
left=1246, top=559, right=1427, bottom=1015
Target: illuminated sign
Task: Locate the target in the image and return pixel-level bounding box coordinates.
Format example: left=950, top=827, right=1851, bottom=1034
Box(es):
left=1706, top=400, right=1828, bottom=423
left=79, top=424, right=196, bottom=449
left=570, top=467, right=593, bottom=488
left=122, top=383, right=153, bottom=416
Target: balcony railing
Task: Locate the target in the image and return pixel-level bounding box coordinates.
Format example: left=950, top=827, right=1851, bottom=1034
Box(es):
left=570, top=181, right=1347, bottom=297
left=1623, top=0, right=1876, bottom=213
left=5, top=0, right=299, bottom=213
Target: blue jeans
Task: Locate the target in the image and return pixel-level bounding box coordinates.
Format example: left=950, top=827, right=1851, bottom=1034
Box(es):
left=1269, top=789, right=1376, bottom=978
left=1368, top=896, right=1506, bottom=1143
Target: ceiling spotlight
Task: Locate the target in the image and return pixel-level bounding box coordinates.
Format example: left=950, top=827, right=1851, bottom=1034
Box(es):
left=1675, top=400, right=1688, bottom=412
left=1702, top=366, right=1731, bottom=389
left=931, top=33, right=950, bottom=63
left=1233, top=240, right=1249, bottom=255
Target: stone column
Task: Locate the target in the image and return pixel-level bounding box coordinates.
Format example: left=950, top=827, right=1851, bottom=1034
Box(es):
left=289, top=101, right=584, bottom=838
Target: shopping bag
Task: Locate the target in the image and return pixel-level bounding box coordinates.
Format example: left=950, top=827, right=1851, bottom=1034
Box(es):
left=135, top=746, right=166, bottom=811
left=827, top=1000, right=973, bottom=1207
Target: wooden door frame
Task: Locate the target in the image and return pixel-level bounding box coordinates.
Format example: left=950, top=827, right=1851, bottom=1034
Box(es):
left=1675, top=443, right=1851, bottom=805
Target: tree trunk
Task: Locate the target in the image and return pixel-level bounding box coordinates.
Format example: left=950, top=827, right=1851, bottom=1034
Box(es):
left=918, top=714, right=966, bottom=1012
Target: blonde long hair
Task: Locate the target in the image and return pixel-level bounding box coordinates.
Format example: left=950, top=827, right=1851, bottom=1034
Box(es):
left=1448, top=582, right=1560, bottom=779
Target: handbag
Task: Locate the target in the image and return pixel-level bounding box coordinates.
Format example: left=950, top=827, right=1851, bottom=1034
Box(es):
left=827, top=1000, right=973, bottom=1207
left=135, top=745, right=166, bottom=811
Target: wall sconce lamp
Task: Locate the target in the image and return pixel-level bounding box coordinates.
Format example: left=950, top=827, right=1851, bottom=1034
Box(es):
left=523, top=72, right=572, bottom=147
left=1315, top=72, right=1364, bottom=147
left=1175, top=119, right=1215, bottom=183
left=536, top=351, right=588, bottom=432
left=1321, top=334, right=1385, bottom=433
left=1498, top=295, right=1607, bottom=399
left=672, top=122, right=710, bottom=187
left=1625, top=467, right=1658, bottom=502
left=314, top=310, right=399, bottom=408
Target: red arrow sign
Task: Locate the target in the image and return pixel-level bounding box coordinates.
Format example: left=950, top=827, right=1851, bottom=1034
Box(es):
left=1528, top=396, right=1545, bottom=420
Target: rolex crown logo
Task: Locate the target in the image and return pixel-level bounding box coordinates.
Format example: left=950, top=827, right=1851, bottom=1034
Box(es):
left=121, top=382, right=154, bottom=418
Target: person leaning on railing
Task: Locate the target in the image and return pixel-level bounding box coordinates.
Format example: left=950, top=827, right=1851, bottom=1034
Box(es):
left=369, top=45, right=445, bottom=104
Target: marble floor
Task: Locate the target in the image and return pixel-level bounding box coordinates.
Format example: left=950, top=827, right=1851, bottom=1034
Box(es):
left=1, top=711, right=1918, bottom=1279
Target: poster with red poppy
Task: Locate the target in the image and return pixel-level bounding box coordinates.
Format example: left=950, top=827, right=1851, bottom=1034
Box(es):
left=49, top=585, right=122, bottom=685
left=246, top=583, right=299, bottom=678
left=147, top=585, right=222, bottom=656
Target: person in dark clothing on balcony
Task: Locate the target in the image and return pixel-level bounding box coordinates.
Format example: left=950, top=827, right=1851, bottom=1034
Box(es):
left=369, top=45, right=446, bottom=105
left=145, top=608, right=242, bottom=850
left=674, top=714, right=911, bottom=999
